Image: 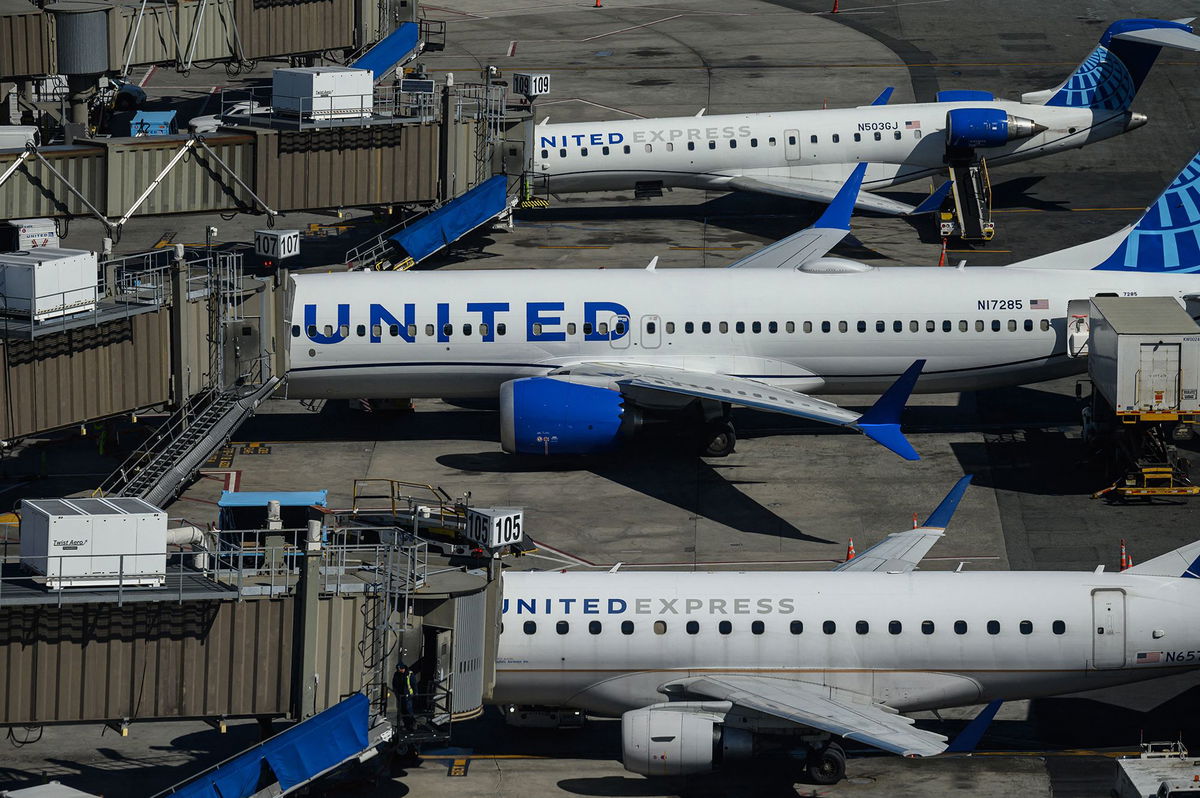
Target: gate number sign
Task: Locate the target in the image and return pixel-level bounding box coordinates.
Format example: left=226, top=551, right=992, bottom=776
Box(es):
left=254, top=229, right=301, bottom=260
left=465, top=507, right=524, bottom=548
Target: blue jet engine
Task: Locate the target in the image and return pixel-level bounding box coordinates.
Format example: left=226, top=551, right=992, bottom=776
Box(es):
left=499, top=377, right=636, bottom=455
left=945, top=108, right=1045, bottom=149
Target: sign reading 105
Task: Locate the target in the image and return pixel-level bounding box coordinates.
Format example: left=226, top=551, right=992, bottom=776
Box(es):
left=465, top=508, right=524, bottom=548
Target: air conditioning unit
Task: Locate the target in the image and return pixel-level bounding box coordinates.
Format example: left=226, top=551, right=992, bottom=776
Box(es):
left=272, top=67, right=374, bottom=120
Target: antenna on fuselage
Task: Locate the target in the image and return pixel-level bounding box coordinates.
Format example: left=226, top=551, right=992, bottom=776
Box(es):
left=646, top=256, right=658, bottom=271
left=609, top=562, right=623, bottom=573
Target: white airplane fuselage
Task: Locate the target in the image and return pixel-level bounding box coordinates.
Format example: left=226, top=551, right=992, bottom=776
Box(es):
left=285, top=265, right=1195, bottom=399
left=534, top=102, right=1142, bottom=196
left=492, top=570, right=1200, bottom=716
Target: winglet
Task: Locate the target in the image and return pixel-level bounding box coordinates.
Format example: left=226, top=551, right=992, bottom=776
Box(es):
left=906, top=181, right=953, bottom=216
left=812, top=162, right=868, bottom=232
left=871, top=87, right=894, bottom=106
left=945, top=699, right=1002, bottom=753
left=854, top=359, right=924, bottom=461
left=923, top=475, right=973, bottom=528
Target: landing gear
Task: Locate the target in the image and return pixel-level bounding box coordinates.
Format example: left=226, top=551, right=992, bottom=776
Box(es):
left=805, top=742, right=846, bottom=785
left=700, top=420, right=736, bottom=457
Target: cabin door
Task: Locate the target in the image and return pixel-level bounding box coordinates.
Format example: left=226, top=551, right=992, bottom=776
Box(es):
left=608, top=313, right=632, bottom=350
left=784, top=129, right=801, bottom=161
left=641, top=315, right=662, bottom=349
left=1091, top=589, right=1126, bottom=669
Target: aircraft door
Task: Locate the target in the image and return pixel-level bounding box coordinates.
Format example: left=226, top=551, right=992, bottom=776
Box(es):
left=1138, top=341, right=1181, bottom=410
left=784, top=129, right=801, bottom=162
left=641, top=315, right=661, bottom=349
left=1091, top=589, right=1126, bottom=669
left=609, top=314, right=631, bottom=350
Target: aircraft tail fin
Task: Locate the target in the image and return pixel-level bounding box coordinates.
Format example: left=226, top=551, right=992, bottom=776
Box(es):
left=1025, top=19, right=1199, bottom=111
left=1124, top=541, right=1200, bottom=578
left=1008, top=149, right=1200, bottom=273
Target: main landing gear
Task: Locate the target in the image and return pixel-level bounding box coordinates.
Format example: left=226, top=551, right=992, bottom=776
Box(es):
left=805, top=741, right=846, bottom=785
left=700, top=420, right=736, bottom=458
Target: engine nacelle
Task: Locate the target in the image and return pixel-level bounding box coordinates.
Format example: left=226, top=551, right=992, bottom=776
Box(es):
left=945, top=108, right=1044, bottom=149
left=621, top=705, right=753, bottom=777
left=499, top=376, right=633, bottom=455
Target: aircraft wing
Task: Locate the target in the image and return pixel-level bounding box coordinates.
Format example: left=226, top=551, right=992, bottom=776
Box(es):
left=726, top=173, right=917, bottom=216
left=665, top=674, right=948, bottom=757
left=548, top=358, right=924, bottom=460
left=833, top=475, right=971, bottom=572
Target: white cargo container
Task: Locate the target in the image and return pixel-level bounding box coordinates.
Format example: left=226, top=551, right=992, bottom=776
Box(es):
left=0, top=248, right=98, bottom=321
left=1089, top=296, right=1200, bottom=420
left=272, top=67, right=373, bottom=120
left=19, top=497, right=167, bottom=588
left=2, top=218, right=59, bottom=251
left=1113, top=741, right=1200, bottom=798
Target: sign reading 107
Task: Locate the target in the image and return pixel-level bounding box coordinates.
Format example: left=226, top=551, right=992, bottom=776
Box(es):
left=465, top=507, right=524, bottom=549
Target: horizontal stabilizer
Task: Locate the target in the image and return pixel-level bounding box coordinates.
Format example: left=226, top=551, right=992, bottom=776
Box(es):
left=1112, top=25, right=1200, bottom=52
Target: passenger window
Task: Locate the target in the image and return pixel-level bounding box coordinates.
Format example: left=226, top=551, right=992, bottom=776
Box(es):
left=540, top=149, right=548, bottom=159
left=719, top=620, right=732, bottom=635
left=589, top=621, right=602, bottom=634
left=736, top=321, right=746, bottom=334
left=823, top=620, right=836, bottom=634
left=615, top=321, right=626, bottom=335
left=356, top=324, right=367, bottom=337
left=832, top=134, right=840, bottom=143
left=645, top=144, right=652, bottom=153
left=1040, top=319, right=1050, bottom=331
left=702, top=321, right=711, bottom=334
left=524, top=621, right=536, bottom=635
left=557, top=621, right=569, bottom=635
left=921, top=620, right=934, bottom=634
left=803, top=321, right=812, bottom=333
left=942, top=320, right=951, bottom=332
left=1024, top=319, right=1033, bottom=331
left=752, top=321, right=761, bottom=334
left=581, top=147, right=588, bottom=157
left=785, top=321, right=795, bottom=333
left=665, top=322, right=675, bottom=334
left=876, top=321, right=885, bottom=333
left=1052, top=620, right=1066, bottom=635
left=768, top=137, right=777, bottom=146
left=654, top=620, right=667, bottom=635
left=857, top=321, right=866, bottom=333
left=666, top=142, right=674, bottom=152
left=583, top=322, right=593, bottom=335
left=602, top=146, right=610, bottom=155
left=647, top=321, right=656, bottom=334
left=810, top=135, right=818, bottom=144
left=856, top=621, right=869, bottom=635
left=425, top=324, right=434, bottom=337
left=685, top=321, right=694, bottom=334
left=893, top=321, right=902, bottom=333
left=750, top=138, right=758, bottom=147
left=959, top=320, right=968, bottom=332
left=340, top=324, right=350, bottom=337
left=729, top=140, right=736, bottom=149
left=532, top=323, right=542, bottom=336
left=598, top=322, right=609, bottom=334
left=889, top=621, right=901, bottom=635
left=925, top=320, right=935, bottom=332
left=623, top=145, right=631, bottom=154
left=321, top=325, right=332, bottom=337
left=559, top=148, right=566, bottom=157
left=991, top=320, right=1001, bottom=332
left=854, top=133, right=861, bottom=142
left=407, top=324, right=416, bottom=338
left=566, top=322, right=576, bottom=335
left=909, top=320, right=919, bottom=332
left=975, top=320, right=984, bottom=332
left=463, top=323, right=472, bottom=336
left=751, top=620, right=764, bottom=635
left=954, top=621, right=968, bottom=635
left=497, top=323, right=507, bottom=336
left=292, top=325, right=301, bottom=337
left=838, top=321, right=848, bottom=333
left=873, top=132, right=881, bottom=141
left=987, top=620, right=1000, bottom=635
left=894, top=130, right=902, bottom=140
left=621, top=621, right=634, bottom=635
left=686, top=620, right=699, bottom=635
left=790, top=620, right=803, bottom=634
left=371, top=324, right=383, bottom=337
left=687, top=141, right=695, bottom=151
left=719, top=321, right=729, bottom=333
left=821, top=321, right=831, bottom=333
left=708, top=140, right=716, bottom=149
left=768, top=321, right=778, bottom=333
left=1008, top=320, right=1017, bottom=332
left=1019, top=620, right=1033, bottom=635
left=442, top=323, right=453, bottom=337
left=914, top=129, right=922, bottom=139
left=788, top=135, right=797, bottom=145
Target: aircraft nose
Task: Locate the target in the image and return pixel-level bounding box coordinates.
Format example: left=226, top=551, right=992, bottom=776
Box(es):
left=1126, top=111, right=1149, bottom=131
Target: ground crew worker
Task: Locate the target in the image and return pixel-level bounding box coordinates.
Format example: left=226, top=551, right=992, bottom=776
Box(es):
left=393, top=663, right=415, bottom=731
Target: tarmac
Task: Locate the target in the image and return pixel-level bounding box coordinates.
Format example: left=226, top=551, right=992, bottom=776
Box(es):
left=5, top=0, right=1200, bottom=796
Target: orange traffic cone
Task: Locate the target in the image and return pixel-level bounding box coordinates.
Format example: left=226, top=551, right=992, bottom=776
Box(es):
left=937, top=238, right=947, bottom=267
left=1119, top=539, right=1129, bottom=571
left=830, top=0, right=839, bottom=12
left=912, top=512, right=919, bottom=529
left=594, top=0, right=602, bottom=6
left=846, top=538, right=856, bottom=561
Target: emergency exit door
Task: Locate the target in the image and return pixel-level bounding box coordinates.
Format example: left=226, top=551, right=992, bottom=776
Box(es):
left=1092, top=589, right=1126, bottom=669
left=1138, top=341, right=1180, bottom=410
left=784, top=129, right=800, bottom=161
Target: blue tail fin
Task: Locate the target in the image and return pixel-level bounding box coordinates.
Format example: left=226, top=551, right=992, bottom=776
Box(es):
left=1043, top=19, right=1193, bottom=111
left=1092, top=151, right=1200, bottom=272
left=855, top=359, right=925, bottom=461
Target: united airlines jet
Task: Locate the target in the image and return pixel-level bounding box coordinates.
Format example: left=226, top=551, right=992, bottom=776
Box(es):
left=533, top=18, right=1199, bottom=214
left=285, top=146, right=1200, bottom=459
left=491, top=476, right=1200, bottom=784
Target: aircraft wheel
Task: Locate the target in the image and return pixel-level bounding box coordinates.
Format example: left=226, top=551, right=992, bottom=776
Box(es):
left=701, top=421, right=736, bottom=458
left=805, top=742, right=846, bottom=785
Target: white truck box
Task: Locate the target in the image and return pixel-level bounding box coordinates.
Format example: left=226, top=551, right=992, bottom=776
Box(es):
left=272, top=67, right=373, bottom=120
left=0, top=248, right=98, bottom=321
left=2, top=218, right=59, bottom=251
left=19, top=497, right=167, bottom=588
left=1089, top=296, right=1200, bottom=419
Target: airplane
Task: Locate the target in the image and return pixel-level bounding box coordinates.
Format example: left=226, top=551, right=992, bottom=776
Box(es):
left=284, top=145, right=1200, bottom=459
left=531, top=18, right=1200, bottom=216
left=490, top=475, right=1200, bottom=784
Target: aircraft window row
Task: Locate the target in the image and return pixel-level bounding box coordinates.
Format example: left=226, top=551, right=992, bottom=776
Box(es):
left=546, top=136, right=789, bottom=159
left=521, top=619, right=1069, bottom=636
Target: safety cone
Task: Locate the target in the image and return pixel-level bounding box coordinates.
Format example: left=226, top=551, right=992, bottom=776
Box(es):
left=594, top=0, right=602, bottom=6
left=912, top=512, right=918, bottom=529
left=1119, top=539, right=1129, bottom=571
left=830, top=0, right=839, bottom=12
left=846, top=538, right=856, bottom=561
left=937, top=238, right=947, bottom=267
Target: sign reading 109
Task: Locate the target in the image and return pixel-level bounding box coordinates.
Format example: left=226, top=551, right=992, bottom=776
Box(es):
left=465, top=507, right=524, bottom=549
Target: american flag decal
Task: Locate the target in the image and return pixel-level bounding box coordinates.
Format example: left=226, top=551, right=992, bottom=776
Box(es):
left=905, top=120, right=921, bottom=129
left=1030, top=299, right=1049, bottom=310
left=1136, top=651, right=1162, bottom=664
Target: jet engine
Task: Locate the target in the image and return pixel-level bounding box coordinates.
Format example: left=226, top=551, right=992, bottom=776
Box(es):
left=621, top=705, right=754, bottom=777
left=499, top=377, right=639, bottom=455
left=945, top=108, right=1045, bottom=150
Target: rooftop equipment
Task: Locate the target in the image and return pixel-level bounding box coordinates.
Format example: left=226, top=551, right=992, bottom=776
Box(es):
left=272, top=67, right=374, bottom=120
left=0, top=247, right=98, bottom=321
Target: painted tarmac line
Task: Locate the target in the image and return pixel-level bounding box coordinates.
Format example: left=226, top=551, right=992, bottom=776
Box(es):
left=580, top=14, right=683, bottom=42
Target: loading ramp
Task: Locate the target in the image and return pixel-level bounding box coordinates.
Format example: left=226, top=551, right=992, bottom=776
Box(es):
left=941, top=159, right=994, bottom=242
left=388, top=174, right=510, bottom=264
left=350, top=22, right=421, bottom=81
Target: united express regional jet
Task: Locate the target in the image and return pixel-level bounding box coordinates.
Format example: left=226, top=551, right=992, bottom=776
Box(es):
left=285, top=146, right=1200, bottom=459
left=491, top=477, right=1200, bottom=784
left=533, top=18, right=1200, bottom=214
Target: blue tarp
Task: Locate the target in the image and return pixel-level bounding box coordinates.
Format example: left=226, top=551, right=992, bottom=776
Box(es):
left=391, top=174, right=508, bottom=262
left=130, top=110, right=178, bottom=135
left=218, top=490, right=328, bottom=508
left=167, top=693, right=370, bottom=798
left=351, top=22, right=420, bottom=80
